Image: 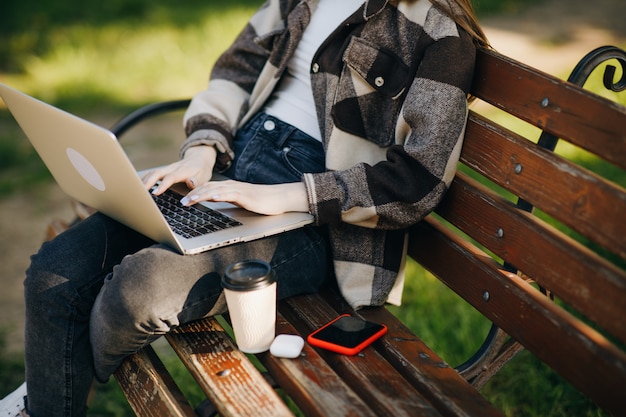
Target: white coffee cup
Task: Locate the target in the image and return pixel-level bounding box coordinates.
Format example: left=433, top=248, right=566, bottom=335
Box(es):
left=222, top=260, right=277, bottom=353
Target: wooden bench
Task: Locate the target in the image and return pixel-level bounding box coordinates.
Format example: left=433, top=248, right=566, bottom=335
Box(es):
left=48, top=45, right=626, bottom=416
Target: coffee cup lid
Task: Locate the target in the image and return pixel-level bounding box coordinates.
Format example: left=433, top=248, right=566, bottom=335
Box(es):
left=222, top=260, right=276, bottom=291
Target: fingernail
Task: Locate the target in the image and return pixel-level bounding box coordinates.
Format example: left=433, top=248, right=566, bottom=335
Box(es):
left=180, top=196, right=190, bottom=205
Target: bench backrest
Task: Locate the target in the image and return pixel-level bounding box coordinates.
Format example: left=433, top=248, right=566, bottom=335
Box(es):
left=408, top=47, right=626, bottom=415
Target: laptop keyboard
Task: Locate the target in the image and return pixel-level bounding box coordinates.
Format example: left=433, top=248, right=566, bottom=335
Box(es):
left=152, top=188, right=242, bottom=239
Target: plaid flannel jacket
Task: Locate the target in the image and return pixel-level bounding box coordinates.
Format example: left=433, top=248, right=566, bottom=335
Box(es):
left=181, top=0, right=476, bottom=308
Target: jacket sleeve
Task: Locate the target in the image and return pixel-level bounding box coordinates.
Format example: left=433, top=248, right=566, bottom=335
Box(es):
left=179, top=1, right=277, bottom=171
left=304, top=27, right=476, bottom=230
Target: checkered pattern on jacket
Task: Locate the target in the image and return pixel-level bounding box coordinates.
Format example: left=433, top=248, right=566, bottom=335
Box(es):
left=181, top=0, right=476, bottom=308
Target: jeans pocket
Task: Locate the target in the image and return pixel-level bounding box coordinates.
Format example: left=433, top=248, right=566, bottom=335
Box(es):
left=231, top=114, right=326, bottom=184
left=280, top=142, right=325, bottom=178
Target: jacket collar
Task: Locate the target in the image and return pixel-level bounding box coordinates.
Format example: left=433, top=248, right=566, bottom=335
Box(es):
left=270, top=0, right=389, bottom=76
left=363, top=0, right=389, bottom=19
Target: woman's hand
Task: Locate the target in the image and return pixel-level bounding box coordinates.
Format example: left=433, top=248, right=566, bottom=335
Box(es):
left=180, top=180, right=309, bottom=215
left=141, top=144, right=309, bottom=215
left=142, top=145, right=217, bottom=194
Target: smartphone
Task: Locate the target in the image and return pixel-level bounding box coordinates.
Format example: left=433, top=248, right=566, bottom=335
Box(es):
left=307, top=314, right=387, bottom=356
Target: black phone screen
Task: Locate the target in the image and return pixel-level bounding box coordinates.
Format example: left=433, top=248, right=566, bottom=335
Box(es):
left=311, top=316, right=385, bottom=348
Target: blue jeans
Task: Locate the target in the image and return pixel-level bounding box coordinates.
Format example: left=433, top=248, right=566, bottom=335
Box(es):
left=23, top=114, right=329, bottom=417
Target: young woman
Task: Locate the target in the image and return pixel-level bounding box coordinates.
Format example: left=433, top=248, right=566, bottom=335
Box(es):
left=12, top=0, right=488, bottom=415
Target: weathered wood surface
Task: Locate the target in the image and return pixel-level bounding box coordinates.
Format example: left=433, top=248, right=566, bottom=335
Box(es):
left=167, top=317, right=293, bottom=417
left=258, top=313, right=377, bottom=417
left=472, top=48, right=626, bottom=170
left=114, top=345, right=196, bottom=417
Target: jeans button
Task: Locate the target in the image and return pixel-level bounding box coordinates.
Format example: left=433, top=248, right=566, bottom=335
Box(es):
left=263, top=120, right=276, bottom=131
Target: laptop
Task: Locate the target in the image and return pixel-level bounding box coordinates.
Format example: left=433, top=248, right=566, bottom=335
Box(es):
left=0, top=83, right=313, bottom=254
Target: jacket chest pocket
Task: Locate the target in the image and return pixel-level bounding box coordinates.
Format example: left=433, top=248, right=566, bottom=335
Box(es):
left=344, top=36, right=411, bottom=98
left=332, top=36, right=413, bottom=147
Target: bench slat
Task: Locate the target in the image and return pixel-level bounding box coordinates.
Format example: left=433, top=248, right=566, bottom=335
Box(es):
left=315, top=290, right=506, bottom=417
left=360, top=308, right=504, bottom=417
left=435, top=172, right=626, bottom=344
left=280, top=294, right=445, bottom=417
left=409, top=217, right=626, bottom=416
left=166, top=317, right=294, bottom=417
left=257, top=312, right=378, bottom=417
left=114, top=345, right=197, bottom=417
left=463, top=112, right=626, bottom=260
left=472, top=48, right=626, bottom=170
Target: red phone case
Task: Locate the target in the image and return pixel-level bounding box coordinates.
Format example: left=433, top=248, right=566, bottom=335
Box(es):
left=307, top=314, right=387, bottom=355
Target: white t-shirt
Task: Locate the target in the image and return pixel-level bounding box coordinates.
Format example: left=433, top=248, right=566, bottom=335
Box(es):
left=264, top=0, right=363, bottom=141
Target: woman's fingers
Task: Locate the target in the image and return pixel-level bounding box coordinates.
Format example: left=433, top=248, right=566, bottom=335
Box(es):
left=141, top=145, right=218, bottom=195
left=141, top=163, right=188, bottom=194
left=181, top=181, right=308, bottom=215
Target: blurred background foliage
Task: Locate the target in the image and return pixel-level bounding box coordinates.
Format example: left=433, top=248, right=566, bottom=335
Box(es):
left=0, top=0, right=539, bottom=111
left=0, top=0, right=263, bottom=112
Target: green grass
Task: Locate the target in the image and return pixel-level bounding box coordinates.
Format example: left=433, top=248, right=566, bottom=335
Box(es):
left=0, top=0, right=261, bottom=197
left=1, top=0, right=624, bottom=416
left=0, top=329, right=25, bottom=401
left=0, top=1, right=262, bottom=112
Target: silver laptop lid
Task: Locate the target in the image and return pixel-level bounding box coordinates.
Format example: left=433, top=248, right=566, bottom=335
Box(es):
left=0, top=83, right=183, bottom=251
